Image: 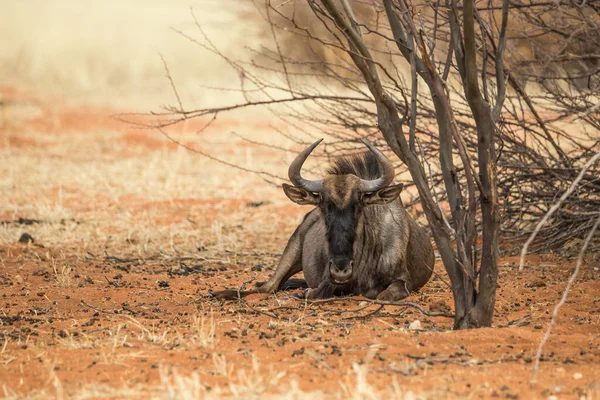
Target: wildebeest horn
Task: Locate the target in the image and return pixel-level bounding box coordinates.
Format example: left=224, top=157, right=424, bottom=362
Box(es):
left=288, top=139, right=324, bottom=192
left=359, top=139, right=395, bottom=192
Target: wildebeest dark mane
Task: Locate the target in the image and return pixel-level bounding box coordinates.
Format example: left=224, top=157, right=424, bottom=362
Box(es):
left=326, top=151, right=383, bottom=180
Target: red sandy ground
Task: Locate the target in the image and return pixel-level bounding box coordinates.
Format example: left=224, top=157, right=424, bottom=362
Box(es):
left=0, top=87, right=599, bottom=399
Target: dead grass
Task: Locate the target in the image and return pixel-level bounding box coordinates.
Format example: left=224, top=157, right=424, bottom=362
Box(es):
left=189, top=311, right=217, bottom=349
left=0, top=338, right=15, bottom=366
left=1, top=353, right=427, bottom=399
left=75, top=359, right=423, bottom=400
left=0, top=109, right=297, bottom=257
left=52, top=260, right=73, bottom=288
left=55, top=331, right=96, bottom=350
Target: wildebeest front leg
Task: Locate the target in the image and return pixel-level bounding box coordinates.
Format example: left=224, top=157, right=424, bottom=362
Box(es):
left=212, top=233, right=304, bottom=299
left=376, top=280, right=410, bottom=301
left=210, top=210, right=320, bottom=300
left=257, top=237, right=303, bottom=294
left=258, top=210, right=319, bottom=293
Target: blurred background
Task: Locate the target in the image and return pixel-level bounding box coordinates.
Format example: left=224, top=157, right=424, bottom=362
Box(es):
left=1, top=0, right=263, bottom=108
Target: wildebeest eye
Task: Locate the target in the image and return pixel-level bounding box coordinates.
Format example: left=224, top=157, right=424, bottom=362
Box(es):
left=362, top=192, right=375, bottom=201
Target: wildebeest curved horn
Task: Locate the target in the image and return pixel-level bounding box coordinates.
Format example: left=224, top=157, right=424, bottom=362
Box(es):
left=359, top=139, right=395, bottom=192
left=288, top=139, right=324, bottom=192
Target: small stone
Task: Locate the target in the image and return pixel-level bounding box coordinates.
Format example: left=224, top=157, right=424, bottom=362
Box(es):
left=408, top=320, right=422, bottom=331
left=573, top=372, right=583, bottom=380
left=18, top=233, right=34, bottom=243
left=292, top=347, right=305, bottom=357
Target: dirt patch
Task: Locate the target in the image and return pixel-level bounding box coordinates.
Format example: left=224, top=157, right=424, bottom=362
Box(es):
left=1, top=244, right=599, bottom=399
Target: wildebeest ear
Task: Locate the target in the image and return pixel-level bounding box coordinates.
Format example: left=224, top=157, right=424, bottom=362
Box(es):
left=282, top=183, right=320, bottom=205
left=363, top=183, right=404, bottom=205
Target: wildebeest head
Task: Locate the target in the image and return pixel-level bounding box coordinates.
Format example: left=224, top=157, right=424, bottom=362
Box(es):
left=282, top=139, right=403, bottom=285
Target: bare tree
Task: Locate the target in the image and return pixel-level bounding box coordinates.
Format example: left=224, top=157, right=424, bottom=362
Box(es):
left=124, top=0, right=600, bottom=329
left=309, top=0, right=506, bottom=329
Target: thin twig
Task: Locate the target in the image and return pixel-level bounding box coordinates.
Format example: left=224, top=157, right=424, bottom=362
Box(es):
left=160, top=54, right=184, bottom=113
left=80, top=300, right=118, bottom=315
left=295, top=296, right=454, bottom=318
left=342, top=304, right=385, bottom=320
left=519, top=151, right=600, bottom=269
left=530, top=212, right=600, bottom=386
left=236, top=278, right=279, bottom=319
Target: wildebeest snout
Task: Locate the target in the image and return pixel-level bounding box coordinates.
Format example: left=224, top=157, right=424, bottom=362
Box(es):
left=329, top=259, right=353, bottom=284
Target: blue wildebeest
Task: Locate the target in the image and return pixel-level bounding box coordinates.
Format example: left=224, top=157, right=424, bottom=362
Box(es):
left=212, top=139, right=434, bottom=300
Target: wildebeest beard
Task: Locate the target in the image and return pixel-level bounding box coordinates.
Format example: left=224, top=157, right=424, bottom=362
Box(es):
left=324, top=205, right=359, bottom=269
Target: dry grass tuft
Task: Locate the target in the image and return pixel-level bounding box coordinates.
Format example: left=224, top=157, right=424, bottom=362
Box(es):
left=52, top=260, right=73, bottom=288
left=228, top=356, right=286, bottom=398
left=211, top=353, right=228, bottom=377
left=55, top=331, right=96, bottom=349
left=189, top=311, right=216, bottom=349
left=126, top=317, right=172, bottom=347
left=159, top=367, right=221, bottom=400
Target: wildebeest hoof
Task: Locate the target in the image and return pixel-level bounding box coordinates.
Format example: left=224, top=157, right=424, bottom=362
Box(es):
left=291, top=289, right=309, bottom=299
left=293, top=288, right=317, bottom=300
left=292, top=291, right=306, bottom=300
left=376, top=280, right=410, bottom=302
left=376, top=287, right=409, bottom=302
left=376, top=289, right=397, bottom=301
